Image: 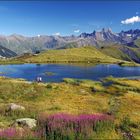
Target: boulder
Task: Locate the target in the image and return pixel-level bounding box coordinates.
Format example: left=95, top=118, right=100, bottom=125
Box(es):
left=8, top=103, right=25, bottom=111
left=14, top=118, right=37, bottom=129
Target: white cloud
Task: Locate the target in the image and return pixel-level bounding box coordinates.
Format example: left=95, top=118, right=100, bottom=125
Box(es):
left=121, top=16, right=140, bottom=24
left=37, top=34, right=41, bottom=37
left=53, top=32, right=60, bottom=36
left=74, top=29, right=80, bottom=33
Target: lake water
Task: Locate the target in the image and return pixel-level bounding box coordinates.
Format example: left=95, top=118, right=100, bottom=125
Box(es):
left=0, top=64, right=140, bottom=82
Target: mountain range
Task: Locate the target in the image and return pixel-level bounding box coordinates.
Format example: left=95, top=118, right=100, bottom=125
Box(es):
left=0, top=28, right=140, bottom=62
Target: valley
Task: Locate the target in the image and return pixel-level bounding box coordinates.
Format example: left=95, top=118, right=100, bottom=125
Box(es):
left=1, top=1, right=140, bottom=139
left=0, top=33, right=139, bottom=139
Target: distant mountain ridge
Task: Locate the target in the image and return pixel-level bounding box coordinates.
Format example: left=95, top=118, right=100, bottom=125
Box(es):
left=0, top=45, right=17, bottom=58
left=0, top=28, right=140, bottom=62
left=78, top=28, right=140, bottom=47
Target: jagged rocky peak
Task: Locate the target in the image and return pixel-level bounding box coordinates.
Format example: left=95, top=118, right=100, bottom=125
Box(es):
left=119, top=29, right=140, bottom=39
left=79, top=28, right=114, bottom=38
left=79, top=30, right=96, bottom=38
left=78, top=28, right=121, bottom=42
left=120, top=29, right=140, bottom=35
left=96, top=28, right=119, bottom=41
left=101, top=28, right=113, bottom=33
left=79, top=32, right=89, bottom=38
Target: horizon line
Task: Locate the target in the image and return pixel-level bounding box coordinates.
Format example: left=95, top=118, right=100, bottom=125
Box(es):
left=0, top=27, right=139, bottom=37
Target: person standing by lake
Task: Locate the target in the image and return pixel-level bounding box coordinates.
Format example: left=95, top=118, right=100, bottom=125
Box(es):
left=36, top=76, right=42, bottom=82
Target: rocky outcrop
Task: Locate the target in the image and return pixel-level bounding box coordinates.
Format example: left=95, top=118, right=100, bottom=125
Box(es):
left=13, top=118, right=37, bottom=129
left=7, top=103, right=25, bottom=111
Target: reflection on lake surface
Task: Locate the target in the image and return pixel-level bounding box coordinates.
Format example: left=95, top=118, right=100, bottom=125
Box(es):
left=0, top=64, right=140, bottom=82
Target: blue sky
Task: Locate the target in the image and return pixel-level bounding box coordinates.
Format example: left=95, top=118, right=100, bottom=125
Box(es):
left=0, top=1, right=140, bottom=36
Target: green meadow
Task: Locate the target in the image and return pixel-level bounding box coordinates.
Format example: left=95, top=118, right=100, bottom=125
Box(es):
left=0, top=46, right=138, bottom=66
left=0, top=76, right=139, bottom=139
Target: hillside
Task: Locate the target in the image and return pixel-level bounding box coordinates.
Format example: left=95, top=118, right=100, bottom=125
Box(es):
left=0, top=45, right=17, bottom=58
left=19, top=46, right=121, bottom=64
left=0, top=29, right=140, bottom=64
left=100, top=44, right=140, bottom=63
left=134, top=38, right=140, bottom=48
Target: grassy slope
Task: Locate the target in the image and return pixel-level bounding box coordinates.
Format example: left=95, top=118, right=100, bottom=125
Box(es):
left=0, top=46, right=139, bottom=66
left=100, top=44, right=140, bottom=63
left=100, top=45, right=131, bottom=61
left=134, top=38, right=140, bottom=48
left=0, top=77, right=140, bottom=138
left=18, top=46, right=121, bottom=63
